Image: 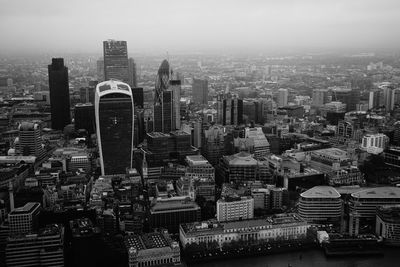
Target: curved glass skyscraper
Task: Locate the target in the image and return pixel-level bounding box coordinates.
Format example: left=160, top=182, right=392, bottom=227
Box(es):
left=95, top=80, right=134, bottom=175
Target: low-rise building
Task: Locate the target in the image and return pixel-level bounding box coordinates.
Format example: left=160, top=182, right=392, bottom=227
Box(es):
left=376, top=205, right=400, bottom=246
left=216, top=195, right=254, bottom=222
left=126, top=231, right=180, bottom=267
left=180, top=213, right=310, bottom=249
left=299, top=186, right=342, bottom=224
left=6, top=224, right=65, bottom=267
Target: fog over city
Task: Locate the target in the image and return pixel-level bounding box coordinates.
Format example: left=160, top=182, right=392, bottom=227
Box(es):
left=1, top=0, right=400, bottom=54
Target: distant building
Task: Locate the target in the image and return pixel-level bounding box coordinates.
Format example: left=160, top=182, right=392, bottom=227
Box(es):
left=103, top=40, right=129, bottom=83
left=361, top=133, right=389, bottom=155
left=376, top=205, right=400, bottom=246
left=48, top=58, right=71, bottom=130
left=126, top=231, right=180, bottom=267
left=201, top=125, right=225, bottom=166
left=299, top=186, right=342, bottom=224
left=312, top=89, right=328, bottom=107
left=192, top=78, right=208, bottom=105
left=128, top=57, right=137, bottom=88
left=217, top=195, right=254, bottom=222
left=96, top=59, right=104, bottom=81
left=217, top=93, right=243, bottom=125
left=277, top=88, right=288, bottom=107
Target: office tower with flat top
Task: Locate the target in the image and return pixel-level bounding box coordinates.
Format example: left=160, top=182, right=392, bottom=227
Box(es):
left=103, top=40, right=129, bottom=83
left=48, top=58, right=71, bottom=130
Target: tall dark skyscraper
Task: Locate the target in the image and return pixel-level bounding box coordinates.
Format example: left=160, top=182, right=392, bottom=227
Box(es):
left=153, top=60, right=176, bottom=133
left=217, top=93, right=243, bottom=125
left=192, top=78, right=208, bottom=105
left=103, top=40, right=129, bottom=83
left=48, top=58, right=71, bottom=130
left=95, top=80, right=134, bottom=175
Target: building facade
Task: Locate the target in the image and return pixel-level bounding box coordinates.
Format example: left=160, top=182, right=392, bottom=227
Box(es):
left=95, top=80, right=134, bottom=175
left=298, top=186, right=342, bottom=224
left=48, top=58, right=71, bottom=130
left=103, top=40, right=129, bottom=83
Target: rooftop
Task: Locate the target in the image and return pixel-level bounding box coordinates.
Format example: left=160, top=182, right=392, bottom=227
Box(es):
left=351, top=187, right=400, bottom=199
left=181, top=213, right=306, bottom=235
left=9, top=202, right=40, bottom=215
left=125, top=232, right=170, bottom=251
left=300, top=186, right=341, bottom=198
left=225, top=152, right=258, bottom=166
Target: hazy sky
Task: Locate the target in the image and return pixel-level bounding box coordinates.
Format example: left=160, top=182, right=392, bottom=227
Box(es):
left=1, top=0, right=400, bottom=54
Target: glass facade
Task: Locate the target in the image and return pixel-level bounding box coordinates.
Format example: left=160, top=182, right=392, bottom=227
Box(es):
left=103, top=40, right=129, bottom=83
left=98, top=93, right=133, bottom=174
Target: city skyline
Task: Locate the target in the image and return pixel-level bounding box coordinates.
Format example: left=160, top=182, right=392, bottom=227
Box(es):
left=1, top=0, right=400, bottom=55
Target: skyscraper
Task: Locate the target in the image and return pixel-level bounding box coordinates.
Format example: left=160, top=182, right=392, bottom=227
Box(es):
left=192, top=78, right=208, bottom=105
left=95, top=80, right=134, bottom=175
left=48, top=58, right=71, bottom=130
left=218, top=93, right=243, bottom=126
left=278, top=88, right=288, bottom=107
left=103, top=40, right=129, bottom=83
left=96, top=59, right=104, bottom=81
left=170, top=80, right=181, bottom=130
left=128, top=57, right=137, bottom=88
left=153, top=60, right=176, bottom=133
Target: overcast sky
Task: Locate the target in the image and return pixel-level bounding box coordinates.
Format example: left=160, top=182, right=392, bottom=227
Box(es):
left=1, top=0, right=400, bottom=55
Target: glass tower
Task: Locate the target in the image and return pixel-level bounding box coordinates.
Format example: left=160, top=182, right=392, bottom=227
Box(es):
left=103, top=40, right=129, bottom=83
left=95, top=80, right=134, bottom=175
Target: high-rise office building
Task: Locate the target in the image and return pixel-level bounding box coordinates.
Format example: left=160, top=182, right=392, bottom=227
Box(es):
left=170, top=80, right=181, bottom=130
left=153, top=60, right=177, bottom=133
left=312, top=89, right=328, bottom=107
left=217, top=93, right=243, bottom=125
left=192, top=78, right=208, bottom=105
left=103, top=40, right=129, bottom=83
left=131, top=87, right=144, bottom=109
left=74, top=103, right=95, bottom=134
left=128, top=57, right=137, bottom=88
left=17, top=122, right=46, bottom=159
left=369, top=90, right=381, bottom=110
left=95, top=80, right=134, bottom=175
left=96, top=59, right=104, bottom=81
left=48, top=58, right=71, bottom=130
left=278, top=88, right=288, bottom=107
left=391, top=88, right=400, bottom=110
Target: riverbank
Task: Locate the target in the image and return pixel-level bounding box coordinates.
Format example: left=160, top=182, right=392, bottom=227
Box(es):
left=188, top=247, right=398, bottom=267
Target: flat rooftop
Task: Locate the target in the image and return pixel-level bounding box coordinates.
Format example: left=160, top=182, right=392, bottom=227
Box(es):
left=351, top=187, right=400, bottom=199
left=9, top=202, right=40, bottom=215
left=181, top=213, right=306, bottom=236
left=312, top=148, right=349, bottom=160
left=125, top=232, right=169, bottom=251
left=300, top=186, right=341, bottom=198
